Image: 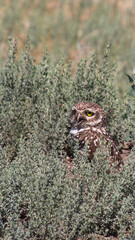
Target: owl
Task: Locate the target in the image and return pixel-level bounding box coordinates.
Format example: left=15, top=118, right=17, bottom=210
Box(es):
left=70, top=101, right=123, bottom=169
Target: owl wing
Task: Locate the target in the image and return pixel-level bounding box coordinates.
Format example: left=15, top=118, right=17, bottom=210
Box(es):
left=103, top=130, right=123, bottom=170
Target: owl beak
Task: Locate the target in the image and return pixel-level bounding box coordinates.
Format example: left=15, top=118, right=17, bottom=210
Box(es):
left=77, top=114, right=84, bottom=123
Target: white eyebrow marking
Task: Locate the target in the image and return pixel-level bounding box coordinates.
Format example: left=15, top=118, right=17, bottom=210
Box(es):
left=78, top=128, right=90, bottom=132
left=70, top=127, right=90, bottom=135
left=70, top=129, right=78, bottom=135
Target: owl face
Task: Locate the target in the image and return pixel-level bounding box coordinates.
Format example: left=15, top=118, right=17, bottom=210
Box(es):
left=70, top=101, right=106, bottom=132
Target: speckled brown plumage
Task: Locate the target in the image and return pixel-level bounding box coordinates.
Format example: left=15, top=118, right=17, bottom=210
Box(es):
left=70, top=101, right=123, bottom=169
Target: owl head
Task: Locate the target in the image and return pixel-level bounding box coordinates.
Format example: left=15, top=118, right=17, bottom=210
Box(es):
left=70, top=101, right=106, bottom=131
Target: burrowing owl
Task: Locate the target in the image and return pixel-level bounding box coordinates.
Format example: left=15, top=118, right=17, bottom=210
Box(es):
left=70, top=101, right=123, bottom=169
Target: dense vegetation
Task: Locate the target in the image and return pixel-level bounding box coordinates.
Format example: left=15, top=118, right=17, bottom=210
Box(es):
left=0, top=1, right=135, bottom=239
left=1, top=0, right=135, bottom=93
left=0, top=38, right=134, bottom=240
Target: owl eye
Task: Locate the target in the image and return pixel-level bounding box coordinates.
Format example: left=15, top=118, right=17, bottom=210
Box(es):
left=85, top=111, right=94, bottom=117
left=71, top=109, right=76, bottom=115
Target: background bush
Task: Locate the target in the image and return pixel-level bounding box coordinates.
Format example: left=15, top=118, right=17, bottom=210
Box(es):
left=0, top=1, right=135, bottom=239
left=0, top=38, right=134, bottom=239
left=0, top=0, right=135, bottom=94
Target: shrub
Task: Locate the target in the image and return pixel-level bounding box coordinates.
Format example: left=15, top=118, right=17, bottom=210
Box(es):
left=1, top=0, right=135, bottom=95
left=0, top=38, right=134, bottom=239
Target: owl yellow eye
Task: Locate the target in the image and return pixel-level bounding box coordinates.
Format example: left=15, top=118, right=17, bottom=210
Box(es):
left=86, top=111, right=94, bottom=117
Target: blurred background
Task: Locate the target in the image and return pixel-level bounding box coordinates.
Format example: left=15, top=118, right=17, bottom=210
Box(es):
left=0, top=0, right=135, bottom=93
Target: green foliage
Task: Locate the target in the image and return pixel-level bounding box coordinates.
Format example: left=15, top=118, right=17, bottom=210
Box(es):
left=0, top=39, right=134, bottom=239
left=1, top=0, right=135, bottom=95
left=122, top=74, right=135, bottom=142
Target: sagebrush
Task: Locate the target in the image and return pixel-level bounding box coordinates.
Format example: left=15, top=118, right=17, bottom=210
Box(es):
left=0, top=39, right=134, bottom=240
